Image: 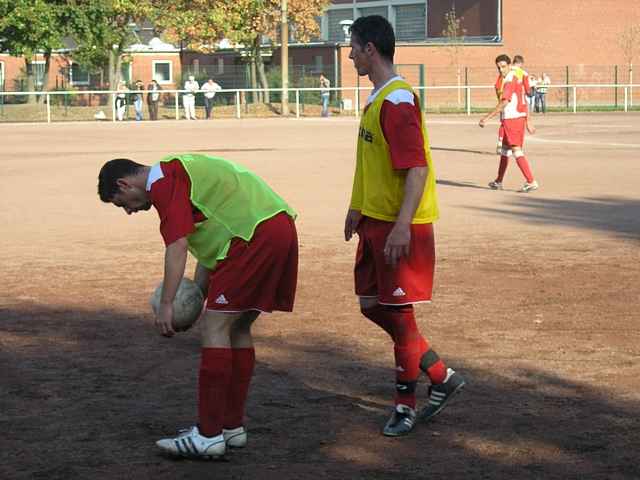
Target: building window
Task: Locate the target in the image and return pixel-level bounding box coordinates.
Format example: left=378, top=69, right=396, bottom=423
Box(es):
left=70, top=62, right=90, bottom=85
left=217, top=58, right=224, bottom=75
left=0, top=61, right=4, bottom=89
left=395, top=4, right=427, bottom=41
left=427, top=0, right=500, bottom=41
left=323, top=0, right=500, bottom=44
left=120, top=62, right=132, bottom=84
left=31, top=61, right=46, bottom=87
left=358, top=6, right=388, bottom=19
left=313, top=55, right=323, bottom=73
left=327, top=9, right=353, bottom=43
left=153, top=61, right=172, bottom=84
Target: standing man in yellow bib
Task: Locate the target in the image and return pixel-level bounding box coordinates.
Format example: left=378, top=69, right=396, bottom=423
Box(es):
left=343, top=16, right=465, bottom=437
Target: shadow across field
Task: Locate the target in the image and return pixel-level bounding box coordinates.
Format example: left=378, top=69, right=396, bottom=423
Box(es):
left=1, top=303, right=639, bottom=479
left=437, top=179, right=489, bottom=190
left=468, top=195, right=640, bottom=241
left=432, top=146, right=496, bottom=156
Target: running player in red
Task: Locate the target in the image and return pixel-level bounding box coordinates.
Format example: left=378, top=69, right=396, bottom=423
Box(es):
left=480, top=54, right=539, bottom=193
left=98, top=154, right=298, bottom=459
left=344, top=15, right=465, bottom=437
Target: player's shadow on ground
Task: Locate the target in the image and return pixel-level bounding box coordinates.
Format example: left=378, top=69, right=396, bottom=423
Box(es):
left=469, top=195, right=640, bottom=241
left=2, top=304, right=640, bottom=479
left=437, top=179, right=489, bottom=190
left=432, top=146, right=496, bottom=156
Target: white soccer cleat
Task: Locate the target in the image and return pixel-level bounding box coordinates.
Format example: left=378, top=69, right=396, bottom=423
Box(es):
left=156, top=426, right=225, bottom=459
left=519, top=180, right=539, bottom=193
left=223, top=426, right=247, bottom=448
left=488, top=180, right=503, bottom=190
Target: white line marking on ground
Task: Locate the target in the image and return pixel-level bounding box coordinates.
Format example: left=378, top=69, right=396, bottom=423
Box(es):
left=528, top=137, right=640, bottom=148
left=580, top=124, right=634, bottom=128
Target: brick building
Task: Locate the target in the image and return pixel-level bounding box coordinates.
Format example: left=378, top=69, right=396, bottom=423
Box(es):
left=0, top=37, right=180, bottom=92
left=1, top=0, right=638, bottom=96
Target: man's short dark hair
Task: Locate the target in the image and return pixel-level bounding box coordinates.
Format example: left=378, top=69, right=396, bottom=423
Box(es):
left=513, top=55, right=524, bottom=64
left=495, top=54, right=512, bottom=65
left=98, top=158, right=144, bottom=202
left=350, top=15, right=395, bottom=62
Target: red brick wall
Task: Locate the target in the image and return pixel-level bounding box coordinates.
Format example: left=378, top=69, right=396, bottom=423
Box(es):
left=0, top=52, right=180, bottom=91
left=130, top=54, right=180, bottom=89
left=0, top=54, right=70, bottom=91
left=340, top=0, right=640, bottom=87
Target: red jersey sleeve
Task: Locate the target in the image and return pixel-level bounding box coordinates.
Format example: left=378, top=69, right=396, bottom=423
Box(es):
left=380, top=95, right=427, bottom=170
left=149, top=160, right=198, bottom=246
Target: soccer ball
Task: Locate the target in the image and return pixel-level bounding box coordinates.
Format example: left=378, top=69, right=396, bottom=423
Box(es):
left=150, top=277, right=205, bottom=331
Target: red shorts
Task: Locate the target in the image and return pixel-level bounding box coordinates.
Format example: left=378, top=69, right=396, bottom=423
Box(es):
left=502, top=117, right=526, bottom=147
left=354, top=216, right=435, bottom=305
left=207, top=212, right=298, bottom=313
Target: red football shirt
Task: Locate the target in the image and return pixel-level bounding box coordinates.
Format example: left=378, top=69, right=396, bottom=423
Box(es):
left=378, top=90, right=427, bottom=170
left=148, top=160, right=205, bottom=246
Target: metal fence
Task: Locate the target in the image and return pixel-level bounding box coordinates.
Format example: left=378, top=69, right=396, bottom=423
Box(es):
left=0, top=83, right=638, bottom=123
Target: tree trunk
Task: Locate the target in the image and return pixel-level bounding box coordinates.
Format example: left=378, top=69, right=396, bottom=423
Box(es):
left=43, top=51, right=51, bottom=91
left=108, top=49, right=123, bottom=90
left=25, top=59, right=36, bottom=104
left=250, top=55, right=259, bottom=103
left=254, top=37, right=270, bottom=104
left=37, top=51, right=52, bottom=104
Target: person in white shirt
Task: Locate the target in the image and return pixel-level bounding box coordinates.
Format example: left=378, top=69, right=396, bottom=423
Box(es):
left=183, top=75, right=199, bottom=120
left=115, top=82, right=129, bottom=121
left=202, top=78, right=222, bottom=119
left=319, top=73, right=331, bottom=117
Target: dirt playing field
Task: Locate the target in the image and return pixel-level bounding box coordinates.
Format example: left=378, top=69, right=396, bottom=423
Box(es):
left=1, top=112, right=639, bottom=479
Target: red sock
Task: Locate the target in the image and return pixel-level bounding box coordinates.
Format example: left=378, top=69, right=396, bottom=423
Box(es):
left=425, top=359, right=447, bottom=384
left=419, top=349, right=447, bottom=384
left=393, top=343, right=423, bottom=409
left=361, top=304, right=395, bottom=340
left=516, top=156, right=534, bottom=183
left=497, top=155, right=509, bottom=182
left=223, top=348, right=256, bottom=429
left=198, top=348, right=233, bottom=437
left=384, top=305, right=426, bottom=408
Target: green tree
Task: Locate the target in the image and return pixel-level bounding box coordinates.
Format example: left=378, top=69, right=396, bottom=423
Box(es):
left=153, top=0, right=329, bottom=104
left=0, top=0, right=66, bottom=101
left=66, top=0, right=152, bottom=89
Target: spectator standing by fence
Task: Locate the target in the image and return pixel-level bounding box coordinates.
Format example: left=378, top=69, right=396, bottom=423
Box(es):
left=202, top=78, right=222, bottom=119
left=147, top=79, right=162, bottom=121
left=183, top=75, right=199, bottom=120
left=536, top=73, right=550, bottom=113
left=528, top=74, right=538, bottom=111
left=115, top=82, right=128, bottom=121
left=133, top=80, right=144, bottom=121
left=319, top=73, right=331, bottom=117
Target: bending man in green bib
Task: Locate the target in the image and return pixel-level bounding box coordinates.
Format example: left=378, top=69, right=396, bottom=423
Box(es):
left=98, top=154, right=298, bottom=459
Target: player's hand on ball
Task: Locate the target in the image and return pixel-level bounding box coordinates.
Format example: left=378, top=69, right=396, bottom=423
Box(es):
left=155, top=302, right=176, bottom=337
